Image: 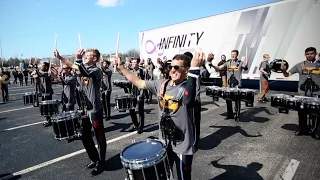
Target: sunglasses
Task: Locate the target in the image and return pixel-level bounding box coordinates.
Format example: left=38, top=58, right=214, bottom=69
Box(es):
left=168, top=65, right=185, bottom=70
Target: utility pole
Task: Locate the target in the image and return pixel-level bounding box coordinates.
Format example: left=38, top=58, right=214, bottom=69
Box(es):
left=0, top=37, right=3, bottom=67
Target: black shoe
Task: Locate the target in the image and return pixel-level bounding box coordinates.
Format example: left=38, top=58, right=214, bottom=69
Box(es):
left=263, top=97, right=269, bottom=102
left=225, top=116, right=234, bottom=120
left=234, top=115, right=240, bottom=122
left=258, top=99, right=266, bottom=103
left=43, top=122, right=52, bottom=127
left=91, top=162, right=105, bottom=176
left=85, top=162, right=97, bottom=169
left=295, top=131, right=310, bottom=136
left=137, top=129, right=143, bottom=134
left=311, top=133, right=320, bottom=140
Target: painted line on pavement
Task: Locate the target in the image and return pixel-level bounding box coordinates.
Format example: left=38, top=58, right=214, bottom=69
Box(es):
left=0, top=106, right=34, bottom=114
left=1, top=121, right=46, bottom=132
left=0, top=124, right=158, bottom=180
left=281, top=159, right=300, bottom=180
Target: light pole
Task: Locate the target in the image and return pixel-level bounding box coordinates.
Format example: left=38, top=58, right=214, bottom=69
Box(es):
left=0, top=37, right=3, bottom=67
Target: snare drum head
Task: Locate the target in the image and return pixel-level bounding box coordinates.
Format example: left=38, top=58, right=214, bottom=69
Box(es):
left=239, top=88, right=255, bottom=93
left=24, top=92, right=33, bottom=95
left=122, top=139, right=165, bottom=161
left=303, top=98, right=320, bottom=104
left=271, top=94, right=291, bottom=98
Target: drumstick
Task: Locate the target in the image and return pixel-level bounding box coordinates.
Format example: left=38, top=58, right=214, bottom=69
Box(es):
left=246, top=47, right=248, bottom=59
left=78, top=31, right=83, bottom=49
left=116, top=31, right=120, bottom=56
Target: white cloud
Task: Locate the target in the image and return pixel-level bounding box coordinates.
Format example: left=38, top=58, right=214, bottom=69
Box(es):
left=95, top=0, right=123, bottom=7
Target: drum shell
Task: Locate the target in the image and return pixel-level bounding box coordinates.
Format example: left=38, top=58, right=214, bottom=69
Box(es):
left=284, top=97, right=303, bottom=111
left=120, top=139, right=170, bottom=180
left=301, top=100, right=320, bottom=116
left=270, top=94, right=290, bottom=108
left=222, top=89, right=239, bottom=101
left=115, top=94, right=133, bottom=112
left=23, top=94, right=36, bottom=104
left=239, top=90, right=254, bottom=103
left=39, top=101, right=59, bottom=116
left=123, top=158, right=170, bottom=180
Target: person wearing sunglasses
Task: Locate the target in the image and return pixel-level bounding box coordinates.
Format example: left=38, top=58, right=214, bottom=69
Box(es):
left=281, top=47, right=320, bottom=139
left=59, top=64, right=77, bottom=111
left=115, top=51, right=204, bottom=180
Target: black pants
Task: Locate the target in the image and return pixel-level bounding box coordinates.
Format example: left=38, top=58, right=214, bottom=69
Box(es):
left=226, top=100, right=241, bottom=118
left=167, top=144, right=193, bottom=180
left=129, top=97, right=144, bottom=131
left=144, top=89, right=152, bottom=102
left=42, top=94, right=53, bottom=122
left=13, top=76, right=18, bottom=84
left=194, top=100, right=201, bottom=148
left=102, top=91, right=111, bottom=119
left=1, top=84, right=9, bottom=102
left=62, top=103, right=75, bottom=112
left=19, top=78, right=23, bottom=86
left=25, top=77, right=28, bottom=86
left=30, top=78, right=34, bottom=85
left=81, top=110, right=107, bottom=163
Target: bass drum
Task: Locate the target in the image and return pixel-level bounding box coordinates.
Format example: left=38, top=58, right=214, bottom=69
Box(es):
left=269, top=59, right=289, bottom=73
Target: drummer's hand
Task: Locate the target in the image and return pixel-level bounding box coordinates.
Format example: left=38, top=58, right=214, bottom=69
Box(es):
left=191, top=49, right=205, bottom=67
left=280, top=61, right=287, bottom=71
left=115, top=55, right=124, bottom=76
left=54, top=49, right=61, bottom=59
left=242, top=58, right=248, bottom=67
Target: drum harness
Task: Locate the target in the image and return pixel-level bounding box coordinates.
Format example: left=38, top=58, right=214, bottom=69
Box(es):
left=227, top=60, right=240, bottom=88
left=158, top=79, right=185, bottom=147
left=300, top=61, right=320, bottom=131
left=300, top=60, right=319, bottom=97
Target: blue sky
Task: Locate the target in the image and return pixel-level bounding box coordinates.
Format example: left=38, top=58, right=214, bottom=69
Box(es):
left=0, top=0, right=277, bottom=59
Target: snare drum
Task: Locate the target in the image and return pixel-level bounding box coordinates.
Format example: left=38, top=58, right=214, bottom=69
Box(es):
left=115, top=94, right=133, bottom=112
left=270, top=94, right=291, bottom=108
left=222, top=88, right=239, bottom=101
left=23, top=92, right=36, bottom=105
left=239, top=89, right=255, bottom=107
left=284, top=96, right=306, bottom=111
left=52, top=111, right=81, bottom=140
left=39, top=100, right=60, bottom=116
left=301, top=98, right=320, bottom=116
left=120, top=139, right=171, bottom=180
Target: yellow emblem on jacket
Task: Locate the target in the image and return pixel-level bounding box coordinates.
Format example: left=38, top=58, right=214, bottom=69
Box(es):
left=159, top=94, right=180, bottom=113
left=302, top=67, right=320, bottom=75
left=82, top=77, right=89, bottom=85
left=228, top=65, right=239, bottom=71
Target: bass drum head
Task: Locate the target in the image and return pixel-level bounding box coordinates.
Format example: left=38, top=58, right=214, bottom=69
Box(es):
left=121, top=139, right=166, bottom=169
left=270, top=59, right=289, bottom=73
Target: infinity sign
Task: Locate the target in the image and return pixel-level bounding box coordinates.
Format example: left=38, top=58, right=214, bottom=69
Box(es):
left=145, top=40, right=164, bottom=56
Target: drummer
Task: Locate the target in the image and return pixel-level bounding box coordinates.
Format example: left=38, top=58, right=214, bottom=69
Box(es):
left=55, top=48, right=107, bottom=176
left=280, top=47, right=320, bottom=139
left=258, top=54, right=271, bottom=103
left=128, top=58, right=145, bottom=134
left=212, top=50, right=248, bottom=121
left=36, top=62, right=54, bottom=127
left=101, top=60, right=112, bottom=120
left=115, top=51, right=203, bottom=180
left=144, top=58, right=155, bottom=103
left=59, top=64, right=77, bottom=111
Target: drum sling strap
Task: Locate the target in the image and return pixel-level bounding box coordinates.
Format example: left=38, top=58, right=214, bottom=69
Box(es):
left=300, top=61, right=319, bottom=96
left=228, top=60, right=239, bottom=88
left=158, top=80, right=185, bottom=146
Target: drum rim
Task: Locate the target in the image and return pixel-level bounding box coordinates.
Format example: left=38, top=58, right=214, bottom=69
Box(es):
left=40, top=100, right=60, bottom=105
left=120, top=139, right=167, bottom=169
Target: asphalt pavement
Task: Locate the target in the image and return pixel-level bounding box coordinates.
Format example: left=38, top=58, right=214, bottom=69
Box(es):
left=0, top=73, right=319, bottom=180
